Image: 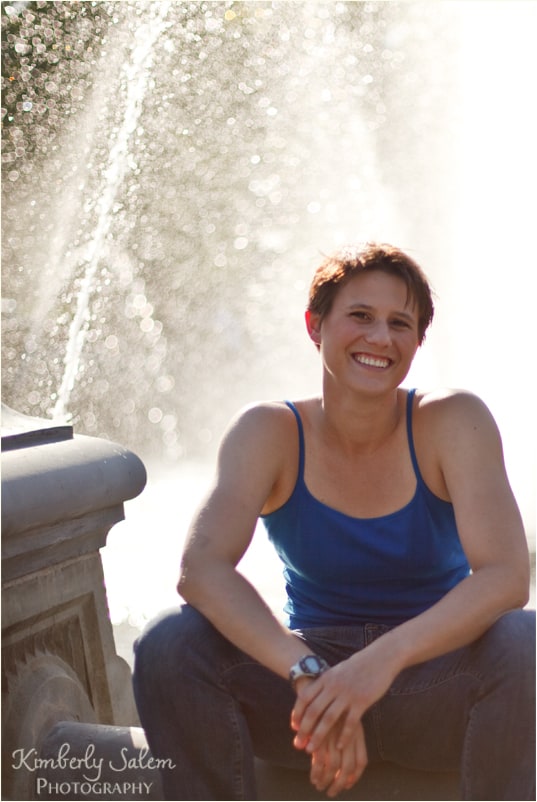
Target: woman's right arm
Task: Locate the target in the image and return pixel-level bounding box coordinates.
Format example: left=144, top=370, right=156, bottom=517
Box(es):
left=177, top=403, right=313, bottom=679
left=180, top=402, right=370, bottom=795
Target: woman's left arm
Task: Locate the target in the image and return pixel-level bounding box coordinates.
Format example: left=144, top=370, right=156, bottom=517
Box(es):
left=393, top=390, right=530, bottom=650
left=387, top=390, right=530, bottom=657
left=292, top=391, right=530, bottom=758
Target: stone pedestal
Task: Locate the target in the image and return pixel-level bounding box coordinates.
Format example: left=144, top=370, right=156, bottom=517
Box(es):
left=1, top=406, right=147, bottom=801
left=255, top=759, right=460, bottom=800
left=36, top=722, right=164, bottom=800
left=27, top=722, right=460, bottom=801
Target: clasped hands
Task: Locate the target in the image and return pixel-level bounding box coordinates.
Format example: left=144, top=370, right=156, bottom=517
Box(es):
left=290, top=651, right=395, bottom=798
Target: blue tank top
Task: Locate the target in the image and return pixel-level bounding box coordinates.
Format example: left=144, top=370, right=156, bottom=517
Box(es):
left=262, top=389, right=470, bottom=628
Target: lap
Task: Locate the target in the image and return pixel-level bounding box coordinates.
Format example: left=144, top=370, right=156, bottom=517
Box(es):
left=369, top=609, right=535, bottom=769
left=135, top=605, right=535, bottom=771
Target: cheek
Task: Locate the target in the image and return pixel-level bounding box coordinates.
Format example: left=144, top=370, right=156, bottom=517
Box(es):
left=402, top=342, right=420, bottom=367
left=400, top=331, right=420, bottom=351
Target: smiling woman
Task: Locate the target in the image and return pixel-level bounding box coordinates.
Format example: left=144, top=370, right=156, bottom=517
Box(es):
left=306, top=244, right=435, bottom=344
left=303, top=245, right=433, bottom=406
left=133, top=243, right=534, bottom=802
left=306, top=274, right=419, bottom=399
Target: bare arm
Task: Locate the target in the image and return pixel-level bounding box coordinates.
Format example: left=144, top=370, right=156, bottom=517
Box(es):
left=293, top=391, right=530, bottom=755
left=381, top=391, right=529, bottom=655
left=178, top=403, right=313, bottom=678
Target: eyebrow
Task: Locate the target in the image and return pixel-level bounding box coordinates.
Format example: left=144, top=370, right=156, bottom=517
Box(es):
left=347, top=303, right=416, bottom=322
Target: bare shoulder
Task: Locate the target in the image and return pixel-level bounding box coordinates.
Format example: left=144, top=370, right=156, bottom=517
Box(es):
left=216, top=399, right=310, bottom=513
left=215, top=400, right=304, bottom=483
left=222, top=400, right=299, bottom=449
left=413, top=387, right=504, bottom=472
left=414, top=387, right=500, bottom=435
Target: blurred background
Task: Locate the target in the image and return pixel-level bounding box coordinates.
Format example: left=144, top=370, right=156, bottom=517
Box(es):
left=2, top=1, right=535, bottom=656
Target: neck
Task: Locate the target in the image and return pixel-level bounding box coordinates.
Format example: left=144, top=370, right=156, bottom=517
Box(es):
left=319, top=384, right=404, bottom=454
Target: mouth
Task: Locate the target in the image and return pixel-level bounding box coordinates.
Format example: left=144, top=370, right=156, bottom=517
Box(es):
left=353, top=353, right=393, bottom=369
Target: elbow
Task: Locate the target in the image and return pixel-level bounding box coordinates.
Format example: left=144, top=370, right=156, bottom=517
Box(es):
left=513, top=577, right=531, bottom=610
left=176, top=572, right=187, bottom=600
left=177, top=558, right=197, bottom=603
left=508, top=585, right=530, bottom=611
left=475, top=559, right=531, bottom=612
left=176, top=555, right=216, bottom=606
left=506, top=561, right=531, bottom=610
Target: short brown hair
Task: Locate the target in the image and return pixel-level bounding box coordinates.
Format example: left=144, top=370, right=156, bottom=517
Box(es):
left=307, top=242, right=434, bottom=344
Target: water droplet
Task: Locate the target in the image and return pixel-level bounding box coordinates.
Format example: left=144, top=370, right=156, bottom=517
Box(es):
left=105, top=335, right=118, bottom=350
left=148, top=407, right=163, bottom=424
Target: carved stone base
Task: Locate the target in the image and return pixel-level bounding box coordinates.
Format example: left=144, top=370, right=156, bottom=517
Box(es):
left=2, top=418, right=147, bottom=801
left=2, top=654, right=96, bottom=801
left=255, top=759, right=460, bottom=801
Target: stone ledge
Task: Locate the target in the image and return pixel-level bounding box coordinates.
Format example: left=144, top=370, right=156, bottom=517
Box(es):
left=255, top=759, right=460, bottom=801
left=1, top=433, right=146, bottom=539
left=36, top=722, right=164, bottom=801
left=29, top=723, right=459, bottom=801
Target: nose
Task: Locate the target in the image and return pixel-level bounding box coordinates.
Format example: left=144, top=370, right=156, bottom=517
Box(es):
left=364, top=319, right=392, bottom=347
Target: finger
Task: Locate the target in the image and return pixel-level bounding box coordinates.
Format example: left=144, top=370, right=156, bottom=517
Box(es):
left=326, top=749, right=365, bottom=797
left=310, top=738, right=340, bottom=792
left=335, top=706, right=364, bottom=750
left=326, top=743, right=355, bottom=797
left=343, top=723, right=368, bottom=791
left=310, top=748, right=330, bottom=791
left=294, top=707, right=326, bottom=751
left=354, top=722, right=368, bottom=781
left=325, top=722, right=367, bottom=797
left=302, top=699, right=345, bottom=753
left=290, top=677, right=324, bottom=731
left=293, top=689, right=334, bottom=750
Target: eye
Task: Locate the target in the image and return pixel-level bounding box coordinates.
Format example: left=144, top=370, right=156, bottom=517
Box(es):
left=390, top=318, right=412, bottom=329
left=350, top=311, right=371, bottom=321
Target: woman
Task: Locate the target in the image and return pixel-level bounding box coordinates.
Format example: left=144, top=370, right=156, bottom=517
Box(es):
left=133, top=243, right=534, bottom=800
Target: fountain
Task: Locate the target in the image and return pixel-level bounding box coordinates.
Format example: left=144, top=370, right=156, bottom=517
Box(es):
left=2, top=0, right=464, bottom=460
left=2, top=1, right=535, bottom=799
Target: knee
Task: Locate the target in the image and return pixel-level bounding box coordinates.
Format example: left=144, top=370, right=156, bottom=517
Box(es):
left=133, top=605, right=206, bottom=681
left=133, top=604, right=229, bottom=684
left=133, top=608, right=178, bottom=693
left=133, top=610, right=168, bottom=662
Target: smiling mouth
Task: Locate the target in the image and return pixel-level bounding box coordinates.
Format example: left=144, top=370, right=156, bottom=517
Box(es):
left=353, top=353, right=392, bottom=369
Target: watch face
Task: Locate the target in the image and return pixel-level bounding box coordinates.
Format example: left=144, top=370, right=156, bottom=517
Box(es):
left=289, top=655, right=328, bottom=686
left=302, top=655, right=322, bottom=672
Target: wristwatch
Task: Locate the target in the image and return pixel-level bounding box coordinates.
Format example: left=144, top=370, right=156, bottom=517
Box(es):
left=289, top=654, right=329, bottom=687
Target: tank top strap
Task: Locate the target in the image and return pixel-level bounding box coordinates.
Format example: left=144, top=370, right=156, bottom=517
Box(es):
left=285, top=395, right=421, bottom=487
left=284, top=401, right=305, bottom=479
left=405, top=388, right=424, bottom=485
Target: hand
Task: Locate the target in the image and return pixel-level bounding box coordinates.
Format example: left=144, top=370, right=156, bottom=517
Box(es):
left=309, top=717, right=367, bottom=798
left=291, top=639, right=398, bottom=755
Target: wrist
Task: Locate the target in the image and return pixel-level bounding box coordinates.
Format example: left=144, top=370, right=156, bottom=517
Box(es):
left=367, top=626, right=408, bottom=674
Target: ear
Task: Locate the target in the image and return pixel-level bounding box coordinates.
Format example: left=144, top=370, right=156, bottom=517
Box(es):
left=305, top=310, right=322, bottom=348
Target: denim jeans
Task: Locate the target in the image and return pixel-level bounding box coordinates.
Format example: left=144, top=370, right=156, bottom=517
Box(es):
left=132, top=605, right=535, bottom=801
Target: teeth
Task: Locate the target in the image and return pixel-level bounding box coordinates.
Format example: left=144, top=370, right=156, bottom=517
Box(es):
left=355, top=354, right=391, bottom=368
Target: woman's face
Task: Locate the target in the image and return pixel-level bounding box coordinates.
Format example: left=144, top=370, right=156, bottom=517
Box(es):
left=306, top=270, right=420, bottom=394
